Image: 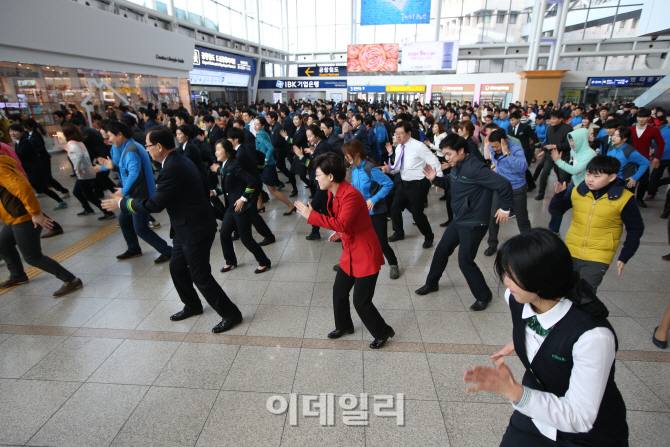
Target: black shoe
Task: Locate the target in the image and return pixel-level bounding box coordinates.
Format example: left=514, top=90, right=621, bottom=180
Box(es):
left=333, top=264, right=340, bottom=272
left=220, top=263, right=237, bottom=273
left=415, top=284, right=439, bottom=295
left=527, top=185, right=536, bottom=192
left=653, top=326, right=668, bottom=349
left=98, top=212, right=116, bottom=221
left=212, top=314, right=243, bottom=333
left=77, top=210, right=95, bottom=216
left=283, top=206, right=297, bottom=216
left=636, top=199, right=648, bottom=208
left=289, top=189, right=298, bottom=197
left=170, top=309, right=203, bottom=321
left=277, top=182, right=286, bottom=191
left=370, top=328, right=395, bottom=349
left=154, top=252, right=171, bottom=264
left=439, top=220, right=452, bottom=227
left=484, top=246, right=497, bottom=257
left=258, top=207, right=266, bottom=213
left=535, top=194, right=544, bottom=201
left=254, top=264, right=271, bottom=274
left=661, top=210, right=670, bottom=219
left=470, top=299, right=491, bottom=311
left=327, top=327, right=354, bottom=339
left=231, top=232, right=240, bottom=241
left=261, top=191, right=270, bottom=203
left=662, top=254, right=670, bottom=262
left=422, top=239, right=433, bottom=249
left=388, top=233, right=405, bottom=242
left=117, top=250, right=142, bottom=260
left=258, top=236, right=276, bottom=246
left=306, top=232, right=321, bottom=241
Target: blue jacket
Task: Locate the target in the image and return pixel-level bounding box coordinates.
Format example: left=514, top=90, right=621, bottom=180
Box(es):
left=374, top=121, right=388, bottom=146
left=350, top=159, right=393, bottom=215
left=366, top=127, right=381, bottom=163
left=660, top=125, right=670, bottom=160
left=535, top=122, right=547, bottom=143
left=255, top=129, right=276, bottom=165
left=117, top=139, right=156, bottom=199
left=570, top=116, right=583, bottom=127
left=489, top=139, right=528, bottom=189
left=607, top=142, right=650, bottom=181
left=495, top=117, right=510, bottom=130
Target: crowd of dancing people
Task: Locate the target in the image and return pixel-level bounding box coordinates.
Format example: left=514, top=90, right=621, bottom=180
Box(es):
left=1, top=96, right=669, bottom=446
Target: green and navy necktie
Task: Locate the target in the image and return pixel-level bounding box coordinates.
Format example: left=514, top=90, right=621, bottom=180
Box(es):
left=525, top=315, right=551, bottom=336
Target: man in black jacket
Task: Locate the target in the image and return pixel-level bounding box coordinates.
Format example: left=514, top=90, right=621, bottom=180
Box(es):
left=507, top=111, right=538, bottom=190
left=267, top=111, right=297, bottom=196
left=102, top=128, right=243, bottom=333
left=350, top=114, right=371, bottom=156
left=280, top=106, right=296, bottom=138
left=535, top=110, right=572, bottom=200
left=203, top=115, right=224, bottom=146
left=416, top=134, right=513, bottom=311
left=321, top=117, right=343, bottom=157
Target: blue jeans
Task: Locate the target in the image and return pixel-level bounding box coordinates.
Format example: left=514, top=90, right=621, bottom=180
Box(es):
left=119, top=212, right=171, bottom=255
left=549, top=182, right=575, bottom=232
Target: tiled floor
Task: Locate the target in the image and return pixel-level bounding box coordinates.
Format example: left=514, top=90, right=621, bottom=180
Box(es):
left=1, top=153, right=669, bottom=446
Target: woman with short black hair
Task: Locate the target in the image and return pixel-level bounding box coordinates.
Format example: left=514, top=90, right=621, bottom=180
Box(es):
left=464, top=228, right=628, bottom=447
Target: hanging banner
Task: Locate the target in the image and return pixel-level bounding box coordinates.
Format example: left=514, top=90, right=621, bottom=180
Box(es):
left=347, top=44, right=399, bottom=72
left=360, top=0, right=431, bottom=26
left=401, top=41, right=459, bottom=71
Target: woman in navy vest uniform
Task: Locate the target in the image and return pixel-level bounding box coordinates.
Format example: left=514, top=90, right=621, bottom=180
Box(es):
left=464, top=228, right=628, bottom=447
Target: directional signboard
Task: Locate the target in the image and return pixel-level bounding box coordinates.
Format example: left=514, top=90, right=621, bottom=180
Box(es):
left=298, top=66, right=346, bottom=77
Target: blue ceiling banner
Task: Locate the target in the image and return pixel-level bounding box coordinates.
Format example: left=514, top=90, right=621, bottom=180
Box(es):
left=258, top=80, right=348, bottom=89
left=588, top=76, right=663, bottom=88
left=360, top=0, right=431, bottom=26
left=193, top=46, right=256, bottom=75
left=349, top=86, right=386, bottom=92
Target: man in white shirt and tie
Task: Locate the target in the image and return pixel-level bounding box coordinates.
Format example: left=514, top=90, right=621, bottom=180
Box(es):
left=382, top=121, right=443, bottom=249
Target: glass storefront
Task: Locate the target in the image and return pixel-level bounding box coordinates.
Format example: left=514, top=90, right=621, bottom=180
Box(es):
left=0, top=61, right=188, bottom=141
left=190, top=85, right=248, bottom=107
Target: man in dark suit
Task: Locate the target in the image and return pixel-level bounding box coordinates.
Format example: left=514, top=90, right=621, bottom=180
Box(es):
left=280, top=106, right=296, bottom=138
left=101, top=128, right=243, bottom=333
left=267, top=111, right=297, bottom=196
left=506, top=111, right=538, bottom=191
left=204, top=115, right=224, bottom=147
left=321, top=117, right=343, bottom=157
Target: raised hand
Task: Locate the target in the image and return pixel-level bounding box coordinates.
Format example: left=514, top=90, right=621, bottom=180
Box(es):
left=423, top=164, right=437, bottom=181
left=463, top=358, right=523, bottom=403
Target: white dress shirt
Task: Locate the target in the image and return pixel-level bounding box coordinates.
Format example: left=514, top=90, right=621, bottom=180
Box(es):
left=635, top=124, right=647, bottom=138
left=504, top=289, right=616, bottom=441
left=389, top=137, right=443, bottom=181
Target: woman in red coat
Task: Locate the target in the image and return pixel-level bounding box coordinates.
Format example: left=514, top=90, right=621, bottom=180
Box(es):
left=295, top=152, right=395, bottom=349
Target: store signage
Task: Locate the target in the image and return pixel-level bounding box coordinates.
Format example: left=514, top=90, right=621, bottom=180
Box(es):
left=588, top=76, right=663, bottom=88
left=349, top=86, right=386, bottom=92
left=386, top=85, right=426, bottom=92
left=156, top=54, right=184, bottom=64
left=193, top=46, right=256, bottom=75
left=298, top=66, right=347, bottom=77
left=432, top=84, right=475, bottom=92
left=481, top=84, right=514, bottom=92
left=361, top=0, right=431, bottom=26
left=401, top=41, right=459, bottom=71
left=257, top=80, right=347, bottom=89
left=189, top=69, right=249, bottom=87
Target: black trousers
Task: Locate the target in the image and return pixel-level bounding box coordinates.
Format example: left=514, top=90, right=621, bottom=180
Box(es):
left=370, top=213, right=398, bottom=266
left=0, top=220, right=75, bottom=282
left=275, top=147, right=296, bottom=190
left=220, top=207, right=270, bottom=267
left=43, top=161, right=68, bottom=194
left=310, top=186, right=328, bottom=234
left=538, top=156, right=571, bottom=195
left=96, top=170, right=117, bottom=195
left=523, top=146, right=536, bottom=189
left=391, top=178, right=433, bottom=239
left=425, top=224, right=491, bottom=302
left=647, top=159, right=670, bottom=196
left=636, top=167, right=650, bottom=201
left=170, top=225, right=241, bottom=320
left=29, top=176, right=63, bottom=204
left=333, top=269, right=391, bottom=339
left=73, top=179, right=104, bottom=212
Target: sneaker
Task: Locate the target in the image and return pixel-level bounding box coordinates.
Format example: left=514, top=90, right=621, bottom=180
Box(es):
left=53, top=278, right=83, bottom=297
left=98, top=212, right=116, bottom=221
left=662, top=254, right=670, bottom=262
left=61, top=192, right=70, bottom=198
left=644, top=194, right=655, bottom=201
left=53, top=202, right=68, bottom=211
left=148, top=221, right=161, bottom=229
left=509, top=211, right=516, bottom=218
left=389, top=265, right=400, bottom=280
left=0, top=275, right=29, bottom=288
left=77, top=210, right=95, bottom=216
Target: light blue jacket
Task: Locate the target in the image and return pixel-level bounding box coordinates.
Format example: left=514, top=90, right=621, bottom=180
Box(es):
left=350, top=159, right=393, bottom=215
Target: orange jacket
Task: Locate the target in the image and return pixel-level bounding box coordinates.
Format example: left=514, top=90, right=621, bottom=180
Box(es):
left=0, top=154, right=42, bottom=226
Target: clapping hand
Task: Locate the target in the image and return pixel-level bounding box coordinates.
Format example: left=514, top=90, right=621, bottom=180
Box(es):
left=294, top=200, right=313, bottom=219
left=385, top=142, right=394, bottom=155
left=280, top=129, right=287, bottom=138
left=112, top=187, right=124, bottom=199
left=210, top=163, right=221, bottom=173
left=550, top=148, right=561, bottom=162
left=97, top=156, right=114, bottom=170
left=101, top=197, right=120, bottom=211
left=293, top=145, right=303, bottom=157
left=88, top=164, right=102, bottom=174
left=463, top=358, right=523, bottom=403
left=423, top=164, right=437, bottom=181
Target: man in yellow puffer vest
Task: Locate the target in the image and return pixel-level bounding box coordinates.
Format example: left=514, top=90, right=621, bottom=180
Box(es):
left=548, top=155, right=644, bottom=292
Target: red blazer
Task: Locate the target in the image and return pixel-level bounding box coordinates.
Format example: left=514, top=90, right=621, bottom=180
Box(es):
left=628, top=124, right=665, bottom=159
left=308, top=180, right=384, bottom=277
